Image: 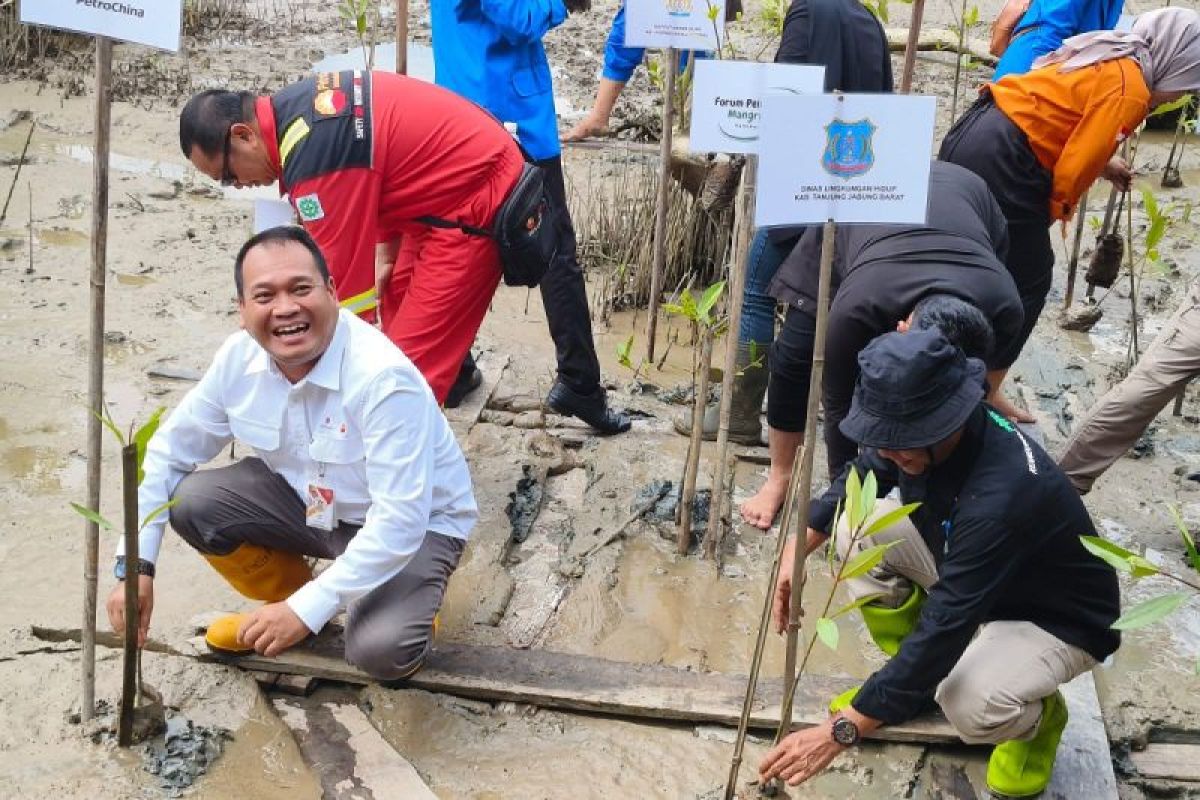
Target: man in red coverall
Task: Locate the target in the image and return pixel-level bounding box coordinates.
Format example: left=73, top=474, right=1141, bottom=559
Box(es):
left=180, top=70, right=619, bottom=424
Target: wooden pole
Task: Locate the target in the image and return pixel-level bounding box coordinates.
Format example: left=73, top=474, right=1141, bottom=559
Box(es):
left=722, top=440, right=809, bottom=800
left=777, top=218, right=836, bottom=737
left=678, top=327, right=714, bottom=554
left=899, top=0, right=927, bottom=92
left=117, top=444, right=139, bottom=747
left=81, top=35, right=113, bottom=724
left=394, top=0, right=408, bottom=75
left=705, top=157, right=757, bottom=560
left=1062, top=191, right=1088, bottom=311
left=645, top=48, right=679, bottom=363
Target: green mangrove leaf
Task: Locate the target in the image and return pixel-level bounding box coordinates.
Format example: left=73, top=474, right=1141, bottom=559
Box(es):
left=816, top=617, right=839, bottom=650
left=831, top=592, right=886, bottom=619
left=841, top=541, right=901, bottom=580
left=859, top=470, right=878, bottom=530
left=1111, top=592, right=1191, bottom=631
left=140, top=499, right=178, bottom=532
left=844, top=467, right=863, bottom=532
left=863, top=502, right=922, bottom=538
left=71, top=502, right=115, bottom=531
left=1079, top=535, right=1135, bottom=574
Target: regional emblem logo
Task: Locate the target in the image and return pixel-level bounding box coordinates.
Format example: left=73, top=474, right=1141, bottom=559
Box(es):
left=821, top=118, right=876, bottom=179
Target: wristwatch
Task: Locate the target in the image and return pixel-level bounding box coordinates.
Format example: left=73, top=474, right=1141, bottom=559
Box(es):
left=114, top=556, right=156, bottom=581
left=830, top=713, right=861, bottom=747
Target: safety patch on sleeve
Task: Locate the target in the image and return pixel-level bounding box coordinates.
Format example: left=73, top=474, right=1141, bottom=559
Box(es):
left=295, top=193, right=325, bottom=222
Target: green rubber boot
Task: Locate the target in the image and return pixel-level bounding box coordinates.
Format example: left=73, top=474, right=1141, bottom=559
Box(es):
left=828, top=587, right=926, bottom=713
left=986, top=691, right=1068, bottom=798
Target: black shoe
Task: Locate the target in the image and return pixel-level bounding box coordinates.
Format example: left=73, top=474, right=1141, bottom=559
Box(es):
left=445, top=355, right=483, bottom=409
left=547, top=381, right=631, bottom=435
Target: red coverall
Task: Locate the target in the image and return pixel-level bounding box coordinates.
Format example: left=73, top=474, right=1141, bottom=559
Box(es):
left=256, top=70, right=525, bottom=401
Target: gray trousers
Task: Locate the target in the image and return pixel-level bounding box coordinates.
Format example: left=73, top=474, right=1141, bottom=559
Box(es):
left=1059, top=279, right=1200, bottom=493
left=834, top=500, right=1097, bottom=743
left=169, top=458, right=465, bottom=681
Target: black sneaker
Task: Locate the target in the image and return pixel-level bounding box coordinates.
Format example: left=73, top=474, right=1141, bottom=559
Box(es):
left=546, top=381, right=631, bottom=435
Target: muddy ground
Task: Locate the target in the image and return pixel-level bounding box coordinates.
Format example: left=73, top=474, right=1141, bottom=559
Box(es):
left=2, top=0, right=1200, bottom=797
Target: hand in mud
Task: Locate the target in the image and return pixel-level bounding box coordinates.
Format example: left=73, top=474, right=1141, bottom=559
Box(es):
left=106, top=575, right=155, bottom=648
left=1102, top=157, right=1132, bottom=192
left=758, top=723, right=845, bottom=787
left=987, top=391, right=1035, bottom=424
left=238, top=602, right=310, bottom=657
left=562, top=114, right=609, bottom=143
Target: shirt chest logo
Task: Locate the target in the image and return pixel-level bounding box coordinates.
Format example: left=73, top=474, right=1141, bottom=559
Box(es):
left=295, top=193, right=325, bottom=222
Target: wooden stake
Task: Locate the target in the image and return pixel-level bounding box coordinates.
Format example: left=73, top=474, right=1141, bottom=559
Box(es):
left=81, top=35, right=113, bottom=724
left=395, top=0, right=408, bottom=75
left=645, top=48, right=679, bottom=363
left=705, top=157, right=757, bottom=560
left=1062, top=190, right=1088, bottom=311
left=778, top=218, right=836, bottom=736
left=722, top=440, right=808, bottom=800
left=678, top=326, right=714, bottom=554
left=900, top=0, right=927, bottom=92
left=117, top=444, right=139, bottom=747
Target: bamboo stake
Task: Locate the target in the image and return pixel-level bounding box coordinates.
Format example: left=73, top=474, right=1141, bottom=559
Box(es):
left=678, top=327, right=715, bottom=554
left=705, top=157, right=757, bottom=560
left=1125, top=190, right=1139, bottom=365
left=82, top=36, right=113, bottom=724
left=645, top=48, right=679, bottom=363
left=1062, top=190, right=1088, bottom=310
left=0, top=116, right=35, bottom=229
left=395, top=0, right=408, bottom=75
left=117, top=444, right=139, bottom=747
left=777, top=218, right=836, bottom=737
left=899, top=0, right=927, bottom=92
left=722, top=440, right=808, bottom=800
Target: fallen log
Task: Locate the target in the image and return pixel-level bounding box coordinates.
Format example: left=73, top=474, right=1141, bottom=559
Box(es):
left=884, top=26, right=997, bottom=66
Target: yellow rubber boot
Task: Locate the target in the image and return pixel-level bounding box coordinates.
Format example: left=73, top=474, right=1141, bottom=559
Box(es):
left=986, top=691, right=1068, bottom=798
left=203, top=545, right=312, bottom=654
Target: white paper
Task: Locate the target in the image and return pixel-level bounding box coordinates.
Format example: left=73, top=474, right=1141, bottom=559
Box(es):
left=254, top=199, right=297, bottom=233
left=624, top=0, right=724, bottom=50
left=20, top=0, right=183, bottom=52
left=755, top=93, right=936, bottom=226
left=689, top=61, right=825, bottom=154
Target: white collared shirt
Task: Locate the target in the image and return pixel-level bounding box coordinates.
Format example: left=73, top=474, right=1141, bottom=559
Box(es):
left=122, top=309, right=477, bottom=632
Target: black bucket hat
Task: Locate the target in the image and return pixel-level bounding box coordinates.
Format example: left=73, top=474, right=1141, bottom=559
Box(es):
left=838, top=329, right=987, bottom=450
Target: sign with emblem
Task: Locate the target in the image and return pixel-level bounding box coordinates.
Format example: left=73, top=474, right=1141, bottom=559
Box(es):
left=755, top=93, right=936, bottom=226
left=20, top=0, right=183, bottom=52
left=689, top=61, right=825, bottom=155
left=624, top=0, right=725, bottom=49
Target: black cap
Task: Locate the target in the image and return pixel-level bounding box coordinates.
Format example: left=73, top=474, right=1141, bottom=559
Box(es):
left=838, top=329, right=986, bottom=450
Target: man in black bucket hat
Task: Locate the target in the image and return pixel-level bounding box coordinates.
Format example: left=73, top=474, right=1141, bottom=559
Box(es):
left=760, top=329, right=1120, bottom=798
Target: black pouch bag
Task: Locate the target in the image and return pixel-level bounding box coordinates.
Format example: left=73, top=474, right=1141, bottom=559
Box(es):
left=418, top=161, right=559, bottom=288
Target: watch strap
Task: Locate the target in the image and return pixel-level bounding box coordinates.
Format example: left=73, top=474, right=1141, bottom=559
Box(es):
left=114, top=556, right=156, bottom=580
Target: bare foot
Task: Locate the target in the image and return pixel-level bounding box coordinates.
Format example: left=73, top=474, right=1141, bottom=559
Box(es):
left=988, top=392, right=1036, bottom=424
left=739, top=476, right=789, bottom=530
left=562, top=115, right=610, bottom=143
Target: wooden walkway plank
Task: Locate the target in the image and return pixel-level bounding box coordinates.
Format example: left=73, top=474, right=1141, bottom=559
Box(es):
left=1129, top=743, right=1200, bottom=782
left=1048, top=671, right=1119, bottom=800
left=445, top=351, right=509, bottom=438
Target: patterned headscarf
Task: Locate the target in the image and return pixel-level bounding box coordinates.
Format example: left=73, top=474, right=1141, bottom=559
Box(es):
left=1032, top=7, right=1200, bottom=93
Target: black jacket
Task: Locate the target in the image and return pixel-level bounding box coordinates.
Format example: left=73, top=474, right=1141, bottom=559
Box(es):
left=808, top=406, right=1121, bottom=725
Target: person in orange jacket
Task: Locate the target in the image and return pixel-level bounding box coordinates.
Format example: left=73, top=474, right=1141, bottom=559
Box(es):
left=939, top=6, right=1200, bottom=417
left=179, top=71, right=526, bottom=407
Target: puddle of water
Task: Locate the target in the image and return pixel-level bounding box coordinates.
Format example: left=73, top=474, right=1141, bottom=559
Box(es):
left=0, top=444, right=67, bottom=492
left=57, top=144, right=188, bottom=182
left=115, top=273, right=155, bottom=287
left=38, top=228, right=88, bottom=247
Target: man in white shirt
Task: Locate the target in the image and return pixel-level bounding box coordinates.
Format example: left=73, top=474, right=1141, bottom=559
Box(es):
left=105, top=226, right=477, bottom=680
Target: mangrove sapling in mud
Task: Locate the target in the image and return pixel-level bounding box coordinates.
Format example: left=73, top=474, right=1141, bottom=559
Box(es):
left=948, top=0, right=981, bottom=122
left=664, top=280, right=727, bottom=553
left=338, top=0, right=380, bottom=72
left=1080, top=505, right=1200, bottom=673
left=70, top=406, right=173, bottom=747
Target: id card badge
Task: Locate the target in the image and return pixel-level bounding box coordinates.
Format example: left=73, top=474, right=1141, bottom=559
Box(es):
left=306, top=466, right=336, bottom=531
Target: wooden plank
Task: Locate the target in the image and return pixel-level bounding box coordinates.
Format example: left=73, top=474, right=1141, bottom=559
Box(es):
left=273, top=698, right=437, bottom=799
left=446, top=352, right=509, bottom=438
left=1046, top=671, right=1118, bottom=799
left=178, top=632, right=959, bottom=744
left=1129, top=743, right=1200, bottom=782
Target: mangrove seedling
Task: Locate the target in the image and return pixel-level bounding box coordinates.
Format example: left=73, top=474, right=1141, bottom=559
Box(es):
left=338, top=0, right=379, bottom=72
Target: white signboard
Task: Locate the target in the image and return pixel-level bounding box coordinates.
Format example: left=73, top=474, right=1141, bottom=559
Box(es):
left=690, top=61, right=825, bottom=154
left=20, top=0, right=183, bottom=52
left=755, top=94, right=936, bottom=226
left=624, top=0, right=724, bottom=50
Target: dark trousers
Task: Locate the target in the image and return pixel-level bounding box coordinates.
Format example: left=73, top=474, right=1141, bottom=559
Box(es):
left=768, top=307, right=817, bottom=432
left=537, top=156, right=602, bottom=393
left=939, top=95, right=1054, bottom=355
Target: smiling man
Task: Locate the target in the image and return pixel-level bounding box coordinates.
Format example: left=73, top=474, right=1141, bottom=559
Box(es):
left=106, top=226, right=476, bottom=679
left=762, top=329, right=1119, bottom=798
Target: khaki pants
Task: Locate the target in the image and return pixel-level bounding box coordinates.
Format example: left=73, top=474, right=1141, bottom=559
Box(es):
left=169, top=458, right=464, bottom=681
left=834, top=500, right=1097, bottom=743
left=1059, top=279, right=1200, bottom=493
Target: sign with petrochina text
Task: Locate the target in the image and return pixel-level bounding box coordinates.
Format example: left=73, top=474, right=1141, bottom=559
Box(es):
left=755, top=93, right=936, bottom=226
left=690, top=61, right=825, bottom=154
left=624, top=0, right=724, bottom=50
left=20, top=0, right=183, bottom=52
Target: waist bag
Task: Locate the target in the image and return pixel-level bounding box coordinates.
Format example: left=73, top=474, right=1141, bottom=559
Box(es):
left=417, top=162, right=559, bottom=287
